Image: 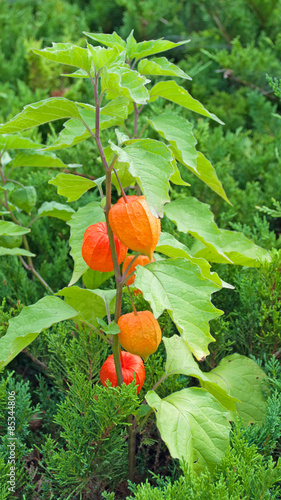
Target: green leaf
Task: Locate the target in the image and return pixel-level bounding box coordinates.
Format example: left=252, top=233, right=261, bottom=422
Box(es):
left=82, top=268, right=114, bottom=289
left=165, top=198, right=231, bottom=263
left=12, top=151, right=70, bottom=169
left=0, top=247, right=35, bottom=257
left=191, top=229, right=271, bottom=267
left=195, top=152, right=230, bottom=203
left=138, top=57, right=191, bottom=80
left=0, top=182, right=15, bottom=193
left=32, top=43, right=91, bottom=72
left=87, top=44, right=125, bottom=71
left=48, top=173, right=101, bottom=202
left=156, top=232, right=233, bottom=289
left=43, top=97, right=128, bottom=151
left=67, top=202, right=105, bottom=286
left=10, top=186, right=37, bottom=213
left=37, top=201, right=75, bottom=221
left=0, top=296, right=79, bottom=369
left=0, top=220, right=30, bottom=237
left=148, top=113, right=198, bottom=171
left=134, top=258, right=223, bottom=360
left=96, top=318, right=120, bottom=335
left=164, top=336, right=238, bottom=411
left=0, top=134, right=42, bottom=152
left=127, top=38, right=190, bottom=61
left=83, top=31, right=126, bottom=51
left=101, top=66, right=149, bottom=105
left=110, top=139, right=174, bottom=217
left=149, top=81, right=224, bottom=124
left=146, top=388, right=230, bottom=473
left=0, top=98, right=82, bottom=134
left=57, top=286, right=116, bottom=328
left=170, top=161, right=190, bottom=187
left=104, top=145, right=135, bottom=194
left=207, top=354, right=268, bottom=426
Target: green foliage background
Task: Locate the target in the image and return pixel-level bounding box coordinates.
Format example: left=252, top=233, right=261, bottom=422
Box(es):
left=0, top=0, right=281, bottom=498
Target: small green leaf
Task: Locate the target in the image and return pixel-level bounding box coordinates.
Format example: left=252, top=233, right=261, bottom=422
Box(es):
left=10, top=186, right=37, bottom=213
left=134, top=258, right=223, bottom=360
left=191, top=229, right=271, bottom=267
left=101, top=66, right=150, bottom=105
left=207, top=354, right=268, bottom=426
left=110, top=139, right=174, bottom=217
left=57, top=286, right=116, bottom=328
left=169, top=162, right=190, bottom=186
left=195, top=152, right=230, bottom=203
left=83, top=31, right=126, bottom=51
left=82, top=268, right=114, bottom=289
left=0, top=221, right=30, bottom=237
left=138, top=57, right=191, bottom=80
left=0, top=182, right=15, bottom=192
left=146, top=388, right=230, bottom=473
left=12, top=151, right=69, bottom=169
left=67, top=202, right=105, bottom=286
left=149, top=81, right=224, bottom=124
left=37, top=201, right=75, bottom=221
left=96, top=318, right=120, bottom=335
left=32, top=43, right=91, bottom=72
left=165, top=198, right=231, bottom=263
left=49, top=173, right=101, bottom=202
left=104, top=145, right=135, bottom=194
left=127, top=38, right=190, bottom=61
left=0, top=296, right=79, bottom=369
left=0, top=247, right=35, bottom=257
left=164, top=336, right=238, bottom=411
left=87, top=44, right=125, bottom=71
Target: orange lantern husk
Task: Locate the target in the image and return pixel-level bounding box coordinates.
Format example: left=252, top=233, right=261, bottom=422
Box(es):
left=100, top=351, right=145, bottom=394
left=82, top=221, right=127, bottom=272
left=118, top=310, right=162, bottom=359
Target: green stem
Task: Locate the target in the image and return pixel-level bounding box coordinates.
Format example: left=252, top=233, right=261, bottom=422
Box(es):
left=126, top=283, right=138, bottom=315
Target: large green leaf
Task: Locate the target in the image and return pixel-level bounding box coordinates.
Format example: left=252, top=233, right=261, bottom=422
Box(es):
left=49, top=173, right=100, bottom=202
left=57, top=286, right=116, bottom=327
left=12, top=151, right=70, bottom=169
left=83, top=32, right=126, bottom=51
left=165, top=198, right=231, bottom=263
left=191, top=229, right=271, bottom=267
left=101, top=66, right=149, bottom=105
left=67, top=202, right=105, bottom=286
left=134, top=258, right=223, bottom=360
left=146, top=388, right=230, bottom=473
left=0, top=296, right=79, bottom=369
left=148, top=113, right=198, bottom=171
left=126, top=37, right=190, bottom=61
left=32, top=43, right=91, bottom=72
left=0, top=134, right=42, bottom=152
left=110, top=139, right=174, bottom=217
left=149, top=81, right=224, bottom=124
left=0, top=98, right=82, bottom=134
left=194, top=152, right=230, bottom=203
left=43, top=97, right=128, bottom=151
left=156, top=232, right=233, bottom=289
left=0, top=221, right=30, bottom=237
left=138, top=57, right=191, bottom=80
left=164, top=336, right=238, bottom=411
left=10, top=186, right=37, bottom=213
left=207, top=354, right=268, bottom=426
left=0, top=247, right=35, bottom=257
left=37, top=201, right=75, bottom=221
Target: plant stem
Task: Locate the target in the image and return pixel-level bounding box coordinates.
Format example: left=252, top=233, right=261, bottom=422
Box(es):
left=91, top=72, right=124, bottom=386
left=126, top=284, right=138, bottom=315
left=112, top=166, right=128, bottom=202
left=121, top=252, right=141, bottom=283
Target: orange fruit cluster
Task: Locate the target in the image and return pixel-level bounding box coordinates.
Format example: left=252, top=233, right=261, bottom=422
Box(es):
left=100, top=351, right=145, bottom=394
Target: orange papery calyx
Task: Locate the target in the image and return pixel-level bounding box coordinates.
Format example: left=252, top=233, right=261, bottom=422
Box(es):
left=100, top=351, right=145, bottom=394
left=118, top=310, right=162, bottom=359
left=82, top=221, right=127, bottom=272
left=108, top=195, right=161, bottom=259
left=122, top=254, right=155, bottom=286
